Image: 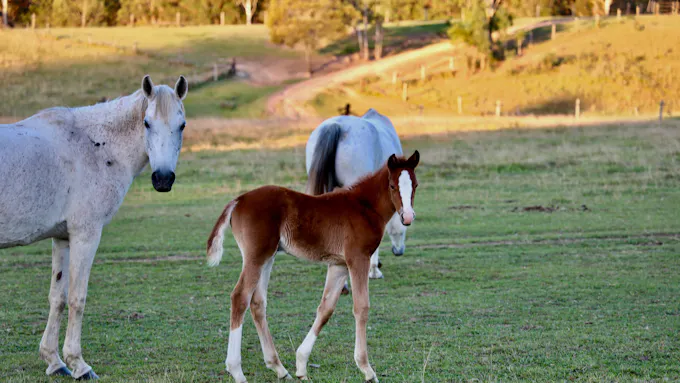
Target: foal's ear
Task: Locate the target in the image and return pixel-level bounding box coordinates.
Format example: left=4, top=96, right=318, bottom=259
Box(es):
left=142, top=75, right=154, bottom=99
left=175, top=75, right=188, bottom=100
left=387, top=153, right=398, bottom=170
left=407, top=150, right=420, bottom=168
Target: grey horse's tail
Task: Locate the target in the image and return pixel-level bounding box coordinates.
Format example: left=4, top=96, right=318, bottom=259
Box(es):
left=307, top=123, right=343, bottom=195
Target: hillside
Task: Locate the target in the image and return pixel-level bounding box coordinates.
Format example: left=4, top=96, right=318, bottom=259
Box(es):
left=310, top=16, right=680, bottom=118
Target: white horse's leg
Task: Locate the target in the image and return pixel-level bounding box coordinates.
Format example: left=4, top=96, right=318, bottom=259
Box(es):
left=63, top=229, right=102, bottom=380
left=250, top=257, right=291, bottom=380
left=296, top=264, right=349, bottom=380
left=368, top=248, right=383, bottom=279
left=386, top=213, right=407, bottom=256
left=39, top=238, right=72, bottom=377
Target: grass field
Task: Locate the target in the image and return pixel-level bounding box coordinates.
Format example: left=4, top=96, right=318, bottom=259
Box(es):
left=1, top=118, right=679, bottom=382
left=311, top=16, right=680, bottom=118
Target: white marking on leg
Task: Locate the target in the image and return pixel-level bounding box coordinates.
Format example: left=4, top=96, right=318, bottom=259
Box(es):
left=226, top=326, right=247, bottom=383
left=398, top=170, right=415, bottom=225
left=295, top=330, right=317, bottom=378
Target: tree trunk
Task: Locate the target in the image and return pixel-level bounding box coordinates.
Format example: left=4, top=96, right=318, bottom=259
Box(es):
left=604, top=0, right=613, bottom=15
left=1, top=0, right=7, bottom=27
left=362, top=5, right=370, bottom=60
left=354, top=26, right=364, bottom=58
left=244, top=0, right=253, bottom=25
left=81, top=0, right=88, bottom=28
left=374, top=20, right=383, bottom=60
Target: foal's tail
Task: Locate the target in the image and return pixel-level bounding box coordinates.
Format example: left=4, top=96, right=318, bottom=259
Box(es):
left=206, top=199, right=238, bottom=267
left=307, top=123, right=343, bottom=195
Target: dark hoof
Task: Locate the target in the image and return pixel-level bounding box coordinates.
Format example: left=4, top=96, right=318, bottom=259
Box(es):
left=76, top=370, right=99, bottom=380
left=377, top=260, right=383, bottom=268
left=50, top=366, right=72, bottom=377
left=341, top=285, right=350, bottom=295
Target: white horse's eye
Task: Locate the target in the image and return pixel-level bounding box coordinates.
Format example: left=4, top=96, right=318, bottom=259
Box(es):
left=179, top=122, right=186, bottom=131
left=144, top=120, right=150, bottom=129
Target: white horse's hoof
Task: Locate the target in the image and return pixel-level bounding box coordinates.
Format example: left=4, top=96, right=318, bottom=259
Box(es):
left=368, top=267, right=383, bottom=279
left=297, top=375, right=309, bottom=380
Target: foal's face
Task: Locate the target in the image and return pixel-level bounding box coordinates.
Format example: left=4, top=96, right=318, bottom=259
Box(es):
left=387, top=151, right=420, bottom=226
left=141, top=75, right=188, bottom=192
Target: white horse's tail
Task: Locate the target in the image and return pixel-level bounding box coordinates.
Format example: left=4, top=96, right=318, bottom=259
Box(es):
left=307, top=123, right=343, bottom=195
left=206, top=200, right=238, bottom=267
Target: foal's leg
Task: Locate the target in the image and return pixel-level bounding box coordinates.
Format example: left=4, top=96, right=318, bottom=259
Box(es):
left=295, top=264, right=349, bottom=380
left=348, top=257, right=378, bottom=382
left=249, top=256, right=291, bottom=379
left=63, top=229, right=102, bottom=380
left=226, top=260, right=265, bottom=383
left=39, top=238, right=72, bottom=377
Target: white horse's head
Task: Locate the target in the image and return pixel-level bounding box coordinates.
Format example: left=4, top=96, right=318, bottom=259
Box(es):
left=141, top=75, right=188, bottom=192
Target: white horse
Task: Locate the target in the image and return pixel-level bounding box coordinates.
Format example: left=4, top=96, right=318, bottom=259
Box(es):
left=306, top=108, right=408, bottom=280
left=0, top=75, right=188, bottom=380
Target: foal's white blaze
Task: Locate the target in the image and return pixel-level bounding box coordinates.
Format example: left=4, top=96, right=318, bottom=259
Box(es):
left=398, top=170, right=415, bottom=225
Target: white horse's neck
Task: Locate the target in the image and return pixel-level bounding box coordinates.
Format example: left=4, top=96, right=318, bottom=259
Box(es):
left=71, top=90, right=149, bottom=177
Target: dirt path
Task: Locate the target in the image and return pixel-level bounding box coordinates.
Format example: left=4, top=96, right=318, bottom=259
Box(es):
left=264, top=18, right=581, bottom=119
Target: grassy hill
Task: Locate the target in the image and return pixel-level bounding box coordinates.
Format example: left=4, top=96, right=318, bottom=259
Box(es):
left=310, top=16, right=680, bottom=118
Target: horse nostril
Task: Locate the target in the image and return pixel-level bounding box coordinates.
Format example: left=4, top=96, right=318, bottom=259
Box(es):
left=151, top=171, right=159, bottom=184
left=168, top=172, right=176, bottom=184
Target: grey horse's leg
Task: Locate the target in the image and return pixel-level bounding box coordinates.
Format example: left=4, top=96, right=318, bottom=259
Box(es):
left=63, top=229, right=102, bottom=380
left=40, top=238, right=72, bottom=377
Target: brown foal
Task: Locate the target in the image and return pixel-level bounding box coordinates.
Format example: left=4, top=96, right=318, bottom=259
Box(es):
left=207, top=151, right=420, bottom=383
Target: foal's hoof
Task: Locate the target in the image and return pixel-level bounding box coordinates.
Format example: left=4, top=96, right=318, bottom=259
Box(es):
left=50, top=366, right=72, bottom=377
left=341, top=285, right=350, bottom=295
left=365, top=378, right=379, bottom=383
left=75, top=370, right=99, bottom=380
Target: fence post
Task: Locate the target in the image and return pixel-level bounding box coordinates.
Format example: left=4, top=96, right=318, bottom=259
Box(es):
left=449, top=57, right=454, bottom=71
left=420, top=65, right=426, bottom=80
left=457, top=96, right=463, bottom=115
left=655, top=2, right=660, bottom=15
left=176, top=12, right=181, bottom=27
left=595, top=14, right=600, bottom=27
left=636, top=5, right=640, bottom=17
left=133, top=41, right=138, bottom=54
left=392, top=71, right=398, bottom=85
left=536, top=4, right=541, bottom=17
left=575, top=98, right=581, bottom=119
left=130, top=14, right=135, bottom=27
left=220, top=12, right=225, bottom=25
left=495, top=100, right=501, bottom=117
left=551, top=24, right=556, bottom=39
left=213, top=63, right=218, bottom=81
left=659, top=100, right=665, bottom=126
left=31, top=13, right=36, bottom=29
left=402, top=82, right=408, bottom=101
left=617, top=8, right=621, bottom=20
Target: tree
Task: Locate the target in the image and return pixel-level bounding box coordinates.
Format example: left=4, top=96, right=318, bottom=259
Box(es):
left=50, top=0, right=108, bottom=26
left=448, top=0, right=512, bottom=63
left=235, top=0, right=257, bottom=24
left=267, top=0, right=348, bottom=76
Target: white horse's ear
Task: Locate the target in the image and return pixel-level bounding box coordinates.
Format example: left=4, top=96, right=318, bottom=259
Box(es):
left=407, top=150, right=420, bottom=168
left=175, top=76, right=188, bottom=100
left=142, top=75, right=154, bottom=99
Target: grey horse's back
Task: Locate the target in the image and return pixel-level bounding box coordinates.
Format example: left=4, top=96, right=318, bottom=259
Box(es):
left=306, top=123, right=343, bottom=195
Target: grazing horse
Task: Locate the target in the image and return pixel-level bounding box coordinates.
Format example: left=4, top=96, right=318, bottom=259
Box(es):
left=0, top=75, right=188, bottom=379
left=306, top=108, right=408, bottom=280
left=207, top=151, right=420, bottom=383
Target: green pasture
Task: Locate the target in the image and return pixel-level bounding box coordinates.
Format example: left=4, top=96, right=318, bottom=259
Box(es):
left=1, top=119, right=679, bottom=382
